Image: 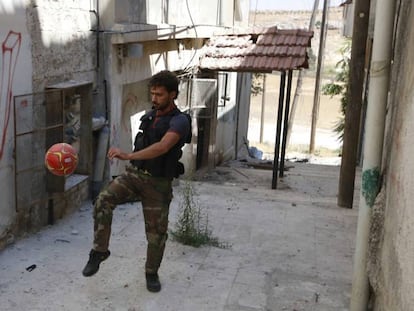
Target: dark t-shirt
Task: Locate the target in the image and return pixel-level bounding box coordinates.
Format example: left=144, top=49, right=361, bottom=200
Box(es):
left=167, top=113, right=191, bottom=145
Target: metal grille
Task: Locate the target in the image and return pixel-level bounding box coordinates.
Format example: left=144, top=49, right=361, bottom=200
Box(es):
left=13, top=89, right=64, bottom=213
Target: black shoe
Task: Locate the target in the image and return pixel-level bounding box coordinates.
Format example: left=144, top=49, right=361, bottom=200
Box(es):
left=146, top=273, right=161, bottom=292
left=82, top=249, right=110, bottom=277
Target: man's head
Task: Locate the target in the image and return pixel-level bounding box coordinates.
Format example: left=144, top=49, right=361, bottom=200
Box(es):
left=149, top=70, right=179, bottom=99
left=149, top=70, right=179, bottom=112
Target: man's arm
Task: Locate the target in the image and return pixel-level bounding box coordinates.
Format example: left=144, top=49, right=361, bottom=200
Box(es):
left=108, top=131, right=180, bottom=161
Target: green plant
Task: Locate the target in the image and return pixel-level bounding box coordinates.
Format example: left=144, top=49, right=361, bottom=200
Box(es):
left=170, top=180, right=229, bottom=248
left=322, top=39, right=351, bottom=142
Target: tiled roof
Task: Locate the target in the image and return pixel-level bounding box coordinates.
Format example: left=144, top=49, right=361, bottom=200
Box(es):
left=198, top=26, right=313, bottom=72
left=340, top=0, right=352, bottom=6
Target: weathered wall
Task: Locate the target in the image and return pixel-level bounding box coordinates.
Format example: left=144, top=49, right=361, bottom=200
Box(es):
left=0, top=0, right=251, bottom=247
left=27, top=0, right=95, bottom=91
left=106, top=38, right=205, bottom=176
left=105, top=0, right=251, bottom=177
left=367, top=1, right=414, bottom=310
left=27, top=0, right=95, bottom=225
left=0, top=0, right=96, bottom=247
left=0, top=0, right=32, bottom=244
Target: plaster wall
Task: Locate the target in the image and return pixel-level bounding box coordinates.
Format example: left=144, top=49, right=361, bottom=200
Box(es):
left=106, top=39, right=203, bottom=175
left=1, top=0, right=96, bottom=246
left=0, top=0, right=32, bottom=244
left=27, top=0, right=95, bottom=90
left=367, top=1, right=414, bottom=309
left=105, top=0, right=251, bottom=176
left=107, top=47, right=247, bottom=176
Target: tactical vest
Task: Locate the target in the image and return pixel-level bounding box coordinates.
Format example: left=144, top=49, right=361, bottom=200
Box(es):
left=130, top=108, right=191, bottom=179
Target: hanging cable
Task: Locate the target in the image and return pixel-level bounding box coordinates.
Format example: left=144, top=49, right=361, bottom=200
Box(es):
left=182, top=0, right=199, bottom=73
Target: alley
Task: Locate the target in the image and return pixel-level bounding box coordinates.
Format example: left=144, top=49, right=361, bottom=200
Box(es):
left=0, top=161, right=358, bottom=311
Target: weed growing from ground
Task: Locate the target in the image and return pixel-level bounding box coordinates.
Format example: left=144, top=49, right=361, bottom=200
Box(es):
left=170, top=179, right=229, bottom=249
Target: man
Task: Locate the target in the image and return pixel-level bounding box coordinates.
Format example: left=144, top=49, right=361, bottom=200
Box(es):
left=82, top=70, right=191, bottom=293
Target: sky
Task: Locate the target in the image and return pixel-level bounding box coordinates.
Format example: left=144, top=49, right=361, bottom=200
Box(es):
left=250, top=0, right=344, bottom=11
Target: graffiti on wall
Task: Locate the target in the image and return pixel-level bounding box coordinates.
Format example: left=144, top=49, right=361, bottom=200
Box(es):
left=0, top=31, right=22, bottom=160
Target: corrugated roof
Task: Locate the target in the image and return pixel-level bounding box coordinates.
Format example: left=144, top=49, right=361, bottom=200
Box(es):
left=198, top=26, right=313, bottom=72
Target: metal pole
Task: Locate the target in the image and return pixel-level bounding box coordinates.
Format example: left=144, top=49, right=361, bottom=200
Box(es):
left=272, top=71, right=286, bottom=189
left=280, top=70, right=293, bottom=178
left=350, top=0, right=397, bottom=310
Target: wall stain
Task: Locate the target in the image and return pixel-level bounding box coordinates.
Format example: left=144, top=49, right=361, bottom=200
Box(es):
left=362, top=167, right=380, bottom=207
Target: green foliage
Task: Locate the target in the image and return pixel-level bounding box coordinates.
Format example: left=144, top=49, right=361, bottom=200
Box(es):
left=322, top=39, right=351, bottom=142
left=170, top=180, right=229, bottom=248
left=251, top=73, right=265, bottom=96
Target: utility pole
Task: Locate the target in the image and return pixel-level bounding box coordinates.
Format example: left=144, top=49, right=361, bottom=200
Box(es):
left=286, top=0, right=320, bottom=147
left=309, top=0, right=329, bottom=154
left=338, top=0, right=371, bottom=208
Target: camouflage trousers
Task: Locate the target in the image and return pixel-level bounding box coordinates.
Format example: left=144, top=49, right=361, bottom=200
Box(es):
left=93, top=165, right=172, bottom=274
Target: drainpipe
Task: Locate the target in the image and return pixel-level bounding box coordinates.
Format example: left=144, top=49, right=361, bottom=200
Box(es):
left=350, top=0, right=397, bottom=310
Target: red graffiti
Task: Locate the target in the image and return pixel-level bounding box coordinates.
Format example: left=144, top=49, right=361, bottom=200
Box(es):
left=0, top=31, right=21, bottom=160
left=20, top=99, right=28, bottom=108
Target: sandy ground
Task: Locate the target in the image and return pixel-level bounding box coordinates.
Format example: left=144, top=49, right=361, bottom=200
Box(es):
left=0, top=9, right=354, bottom=311
left=0, top=159, right=358, bottom=311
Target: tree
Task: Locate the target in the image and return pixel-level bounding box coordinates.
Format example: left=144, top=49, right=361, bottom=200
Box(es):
left=322, top=40, right=351, bottom=142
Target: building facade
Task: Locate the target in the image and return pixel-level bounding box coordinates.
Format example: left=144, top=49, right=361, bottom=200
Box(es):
left=0, top=0, right=252, bottom=248
left=341, top=0, right=414, bottom=310
left=366, top=0, right=414, bottom=309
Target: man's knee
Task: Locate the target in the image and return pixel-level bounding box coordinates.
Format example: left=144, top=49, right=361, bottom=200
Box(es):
left=147, top=232, right=168, bottom=246
left=93, top=191, right=115, bottom=224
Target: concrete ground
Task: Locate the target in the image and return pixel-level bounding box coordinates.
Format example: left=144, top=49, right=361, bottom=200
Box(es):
left=0, top=160, right=359, bottom=311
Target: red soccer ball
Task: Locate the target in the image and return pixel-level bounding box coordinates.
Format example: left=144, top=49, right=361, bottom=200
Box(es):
left=45, top=143, right=78, bottom=176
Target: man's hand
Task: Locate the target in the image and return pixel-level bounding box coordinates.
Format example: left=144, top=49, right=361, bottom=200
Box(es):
left=107, top=147, right=129, bottom=160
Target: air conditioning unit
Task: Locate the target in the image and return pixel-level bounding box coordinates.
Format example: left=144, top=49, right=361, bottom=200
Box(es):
left=190, top=78, right=217, bottom=112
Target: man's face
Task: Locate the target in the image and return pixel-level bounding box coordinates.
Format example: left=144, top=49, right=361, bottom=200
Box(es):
left=150, top=86, right=176, bottom=111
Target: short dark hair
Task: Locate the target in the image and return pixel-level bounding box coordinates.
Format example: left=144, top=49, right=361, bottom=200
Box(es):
left=149, top=70, right=179, bottom=99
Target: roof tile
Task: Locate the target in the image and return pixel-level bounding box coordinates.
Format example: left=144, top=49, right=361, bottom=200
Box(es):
left=199, top=26, right=313, bottom=72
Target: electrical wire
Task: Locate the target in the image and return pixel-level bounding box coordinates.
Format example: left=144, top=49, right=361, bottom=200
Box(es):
left=182, top=0, right=199, bottom=73
left=100, top=24, right=230, bottom=36
left=97, top=3, right=233, bottom=77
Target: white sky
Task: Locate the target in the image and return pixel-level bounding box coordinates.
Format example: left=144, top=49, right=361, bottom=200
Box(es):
left=251, top=0, right=344, bottom=11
